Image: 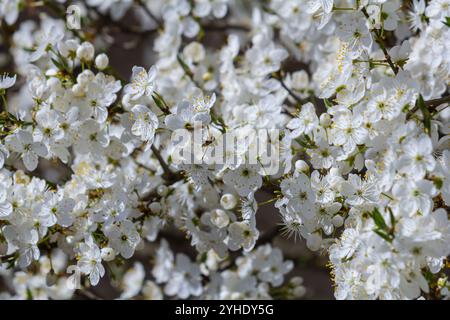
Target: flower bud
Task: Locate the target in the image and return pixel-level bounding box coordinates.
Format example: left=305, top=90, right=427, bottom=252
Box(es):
left=71, top=83, right=85, bottom=97
left=157, top=185, right=168, bottom=197
left=210, top=209, right=230, bottom=228
left=319, top=113, right=331, bottom=127
left=66, top=236, right=75, bottom=244
left=220, top=193, right=237, bottom=210
left=76, top=69, right=94, bottom=86
left=95, top=53, right=109, bottom=70
left=76, top=42, right=95, bottom=62
left=289, top=276, right=304, bottom=286
left=332, top=215, right=344, bottom=227
left=149, top=202, right=161, bottom=214
left=293, top=286, right=306, bottom=297
left=183, top=42, right=205, bottom=63
left=295, top=160, right=309, bottom=174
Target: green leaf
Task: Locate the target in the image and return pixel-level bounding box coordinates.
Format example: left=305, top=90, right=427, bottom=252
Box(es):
left=432, top=177, right=444, bottom=190
left=416, top=94, right=431, bottom=135
left=444, top=17, right=450, bottom=27
left=323, top=99, right=333, bottom=109
left=296, top=134, right=317, bottom=149
left=51, top=58, right=69, bottom=73
left=153, top=91, right=168, bottom=108
left=388, top=207, right=395, bottom=231
left=26, top=287, right=34, bottom=300
left=151, top=94, right=164, bottom=109
left=370, top=208, right=388, bottom=230
left=373, top=229, right=392, bottom=242
left=151, top=93, right=170, bottom=114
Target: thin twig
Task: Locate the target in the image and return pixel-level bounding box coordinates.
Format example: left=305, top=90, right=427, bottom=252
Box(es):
left=361, top=8, right=399, bottom=75
left=271, top=74, right=306, bottom=117
left=150, top=145, right=179, bottom=182
left=137, top=0, right=162, bottom=27
left=276, top=75, right=308, bottom=106
left=407, top=94, right=450, bottom=118
left=201, top=23, right=250, bottom=32
left=424, top=95, right=450, bottom=108
left=0, top=253, right=16, bottom=264
left=176, top=54, right=226, bottom=131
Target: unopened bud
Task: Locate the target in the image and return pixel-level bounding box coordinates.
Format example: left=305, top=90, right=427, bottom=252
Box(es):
left=220, top=193, right=237, bottom=210
left=319, top=113, right=331, bottom=127
left=76, top=42, right=95, bottom=62
left=95, top=53, right=109, bottom=70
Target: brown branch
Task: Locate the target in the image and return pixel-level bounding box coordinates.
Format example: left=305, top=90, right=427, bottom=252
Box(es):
left=201, top=23, right=250, bottom=32
left=277, top=76, right=306, bottom=106
left=407, top=94, right=450, bottom=118
left=361, top=8, right=399, bottom=75
left=0, top=253, right=16, bottom=264
left=424, top=95, right=450, bottom=108
left=137, top=0, right=162, bottom=27
left=150, top=145, right=181, bottom=182
left=271, top=73, right=310, bottom=117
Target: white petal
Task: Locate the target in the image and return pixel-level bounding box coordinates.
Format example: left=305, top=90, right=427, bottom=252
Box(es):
left=0, top=202, right=12, bottom=217
left=32, top=142, right=48, bottom=157
left=23, top=151, right=38, bottom=171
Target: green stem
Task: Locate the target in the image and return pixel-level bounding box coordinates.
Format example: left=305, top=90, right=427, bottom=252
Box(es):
left=0, top=94, right=7, bottom=112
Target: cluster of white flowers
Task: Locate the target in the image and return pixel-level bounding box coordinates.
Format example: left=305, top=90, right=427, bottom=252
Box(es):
left=0, top=0, right=449, bottom=300
left=144, top=240, right=302, bottom=300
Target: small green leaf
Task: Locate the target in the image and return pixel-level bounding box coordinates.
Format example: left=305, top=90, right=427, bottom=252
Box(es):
left=444, top=17, right=450, bottom=27
left=370, top=208, right=388, bottom=230
left=153, top=91, right=169, bottom=108
left=51, top=58, right=69, bottom=73
left=373, top=229, right=392, bottom=242
left=416, top=94, right=431, bottom=135
left=432, top=177, right=444, bottom=190
left=388, top=207, right=395, bottom=231
left=396, top=58, right=408, bottom=68
left=151, top=93, right=170, bottom=114
left=26, top=287, right=34, bottom=300
left=296, top=134, right=317, bottom=149
left=323, top=99, right=333, bottom=109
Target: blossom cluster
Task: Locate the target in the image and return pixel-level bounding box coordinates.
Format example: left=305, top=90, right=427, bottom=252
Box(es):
left=0, top=0, right=449, bottom=300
